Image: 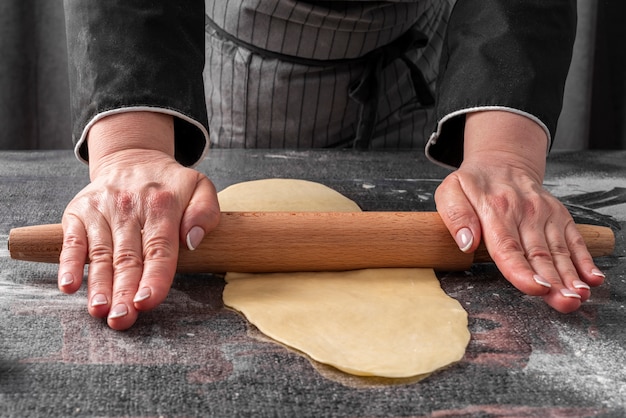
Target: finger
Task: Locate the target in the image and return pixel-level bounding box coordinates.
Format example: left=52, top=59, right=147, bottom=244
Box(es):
left=58, top=214, right=88, bottom=294
left=541, top=290, right=582, bottom=314
left=565, top=222, right=606, bottom=287
left=85, top=219, right=115, bottom=320
left=545, top=220, right=592, bottom=302
left=132, top=218, right=179, bottom=313
left=106, top=218, right=145, bottom=330
left=180, top=174, right=221, bottom=250
left=518, top=218, right=566, bottom=289
left=521, top=220, right=586, bottom=311
left=485, top=226, right=552, bottom=297
left=434, top=175, right=482, bottom=253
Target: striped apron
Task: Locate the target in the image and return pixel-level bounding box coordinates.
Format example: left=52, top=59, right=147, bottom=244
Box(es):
left=203, top=0, right=453, bottom=149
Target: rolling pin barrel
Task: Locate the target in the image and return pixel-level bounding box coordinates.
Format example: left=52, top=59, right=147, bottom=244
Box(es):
left=7, top=212, right=616, bottom=273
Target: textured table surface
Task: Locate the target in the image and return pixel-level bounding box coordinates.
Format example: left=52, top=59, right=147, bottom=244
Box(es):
left=1, top=150, right=625, bottom=417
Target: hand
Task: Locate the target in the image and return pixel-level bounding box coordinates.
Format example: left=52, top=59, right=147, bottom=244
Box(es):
left=435, top=111, right=605, bottom=312
left=57, top=112, right=220, bottom=330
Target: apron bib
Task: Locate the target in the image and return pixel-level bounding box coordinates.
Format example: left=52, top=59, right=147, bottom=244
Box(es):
left=203, top=0, right=453, bottom=149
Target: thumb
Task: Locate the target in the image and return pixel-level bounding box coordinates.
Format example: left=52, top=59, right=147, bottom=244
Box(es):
left=180, top=174, right=221, bottom=250
left=434, top=174, right=482, bottom=254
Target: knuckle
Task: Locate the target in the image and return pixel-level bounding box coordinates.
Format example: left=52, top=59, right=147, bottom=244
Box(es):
left=547, top=242, right=571, bottom=258
left=568, top=233, right=587, bottom=250
left=487, top=190, right=543, bottom=219
left=143, top=237, right=176, bottom=261
left=566, top=222, right=588, bottom=250
left=86, top=192, right=105, bottom=212
left=520, top=199, right=540, bottom=219
left=112, top=288, right=134, bottom=300
left=115, top=192, right=136, bottom=214
left=444, top=206, right=471, bottom=225
left=59, top=240, right=87, bottom=265
left=491, top=235, right=524, bottom=262
left=113, top=252, right=144, bottom=271
left=113, top=192, right=138, bottom=224
left=525, top=245, right=554, bottom=262
left=146, top=189, right=178, bottom=213
left=88, top=243, right=114, bottom=265
left=498, top=238, right=523, bottom=253
left=62, top=231, right=87, bottom=250
left=438, top=201, right=475, bottom=228
left=486, top=193, right=513, bottom=214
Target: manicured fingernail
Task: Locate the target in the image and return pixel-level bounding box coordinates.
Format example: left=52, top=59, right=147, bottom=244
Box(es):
left=186, top=226, right=205, bottom=251
left=133, top=288, right=151, bottom=303
left=108, top=304, right=128, bottom=319
left=533, top=274, right=552, bottom=288
left=591, top=269, right=605, bottom=278
left=91, top=294, right=108, bottom=307
left=455, top=228, right=473, bottom=252
left=573, top=280, right=591, bottom=290
left=560, top=289, right=582, bottom=299
left=60, top=273, right=74, bottom=287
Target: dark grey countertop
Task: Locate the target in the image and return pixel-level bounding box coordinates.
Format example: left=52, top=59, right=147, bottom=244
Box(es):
left=1, top=149, right=625, bottom=417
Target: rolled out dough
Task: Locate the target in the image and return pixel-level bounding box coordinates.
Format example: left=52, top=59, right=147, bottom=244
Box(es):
left=219, top=179, right=469, bottom=378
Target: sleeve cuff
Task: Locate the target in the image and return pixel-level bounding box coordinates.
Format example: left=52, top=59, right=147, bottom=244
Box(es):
left=425, top=106, right=552, bottom=170
left=74, top=107, right=210, bottom=168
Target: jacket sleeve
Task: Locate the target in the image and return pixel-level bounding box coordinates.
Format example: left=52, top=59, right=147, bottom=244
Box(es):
left=425, top=0, right=577, bottom=169
left=63, top=0, right=209, bottom=167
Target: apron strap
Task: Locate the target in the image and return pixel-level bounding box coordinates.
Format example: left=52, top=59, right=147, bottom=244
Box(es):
left=348, top=27, right=434, bottom=150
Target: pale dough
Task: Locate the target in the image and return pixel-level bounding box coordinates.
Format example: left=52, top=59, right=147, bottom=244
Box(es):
left=219, top=179, right=470, bottom=378
left=217, top=178, right=361, bottom=212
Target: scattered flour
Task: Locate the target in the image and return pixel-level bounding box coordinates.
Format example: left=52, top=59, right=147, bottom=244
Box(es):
left=524, top=323, right=626, bottom=409
left=0, top=234, right=9, bottom=259
left=545, top=174, right=626, bottom=221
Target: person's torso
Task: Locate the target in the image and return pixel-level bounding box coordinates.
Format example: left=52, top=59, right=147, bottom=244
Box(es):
left=205, top=0, right=429, bottom=60
left=203, top=0, right=450, bottom=149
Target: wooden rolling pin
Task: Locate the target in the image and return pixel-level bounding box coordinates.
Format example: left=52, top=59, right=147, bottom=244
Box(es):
left=8, top=212, right=615, bottom=273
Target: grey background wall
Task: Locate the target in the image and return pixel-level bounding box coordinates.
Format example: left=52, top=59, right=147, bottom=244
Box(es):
left=0, top=0, right=71, bottom=150
left=1, top=0, right=624, bottom=151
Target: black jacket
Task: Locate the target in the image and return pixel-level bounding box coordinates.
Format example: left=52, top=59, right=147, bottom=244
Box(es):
left=63, top=0, right=576, bottom=168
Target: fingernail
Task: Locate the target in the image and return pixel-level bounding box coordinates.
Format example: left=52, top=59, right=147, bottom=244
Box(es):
left=186, top=226, right=205, bottom=251
left=573, top=280, right=591, bottom=290
left=133, top=287, right=151, bottom=303
left=60, top=273, right=74, bottom=287
left=591, top=268, right=606, bottom=278
left=533, top=274, right=552, bottom=288
left=91, top=294, right=108, bottom=307
left=455, top=228, right=474, bottom=252
left=108, top=304, right=128, bottom=319
left=560, top=289, right=582, bottom=299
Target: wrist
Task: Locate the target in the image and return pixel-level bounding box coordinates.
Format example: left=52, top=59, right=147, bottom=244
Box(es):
left=87, top=112, right=175, bottom=178
left=463, top=111, right=548, bottom=182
